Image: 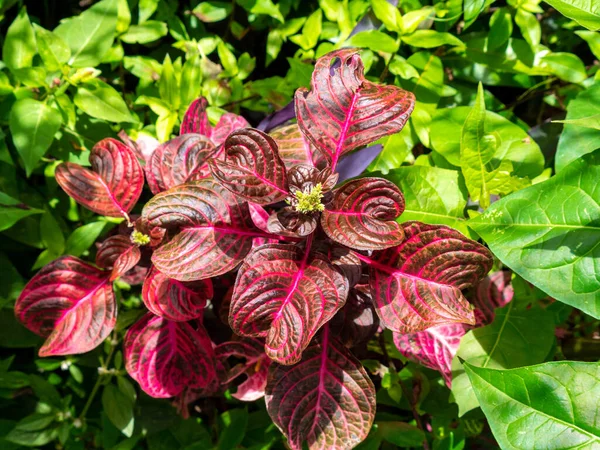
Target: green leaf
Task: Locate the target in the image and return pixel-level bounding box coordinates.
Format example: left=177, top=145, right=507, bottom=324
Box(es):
left=377, top=422, right=426, bottom=447
left=543, top=0, right=600, bottom=31
left=74, top=79, right=135, bottom=123
left=158, top=54, right=180, bottom=110
left=116, top=0, right=131, bottom=34
left=368, top=127, right=415, bottom=174
left=217, top=41, right=238, bottom=76
left=29, top=374, right=62, bottom=409
left=217, top=409, right=248, bottom=450
left=0, top=192, right=43, bottom=232
left=401, top=30, right=464, bottom=48
left=464, top=362, right=600, bottom=449
left=40, top=210, right=65, bottom=256
left=388, top=55, right=420, bottom=80
left=451, top=302, right=555, bottom=415
left=555, top=83, right=600, bottom=172
left=236, top=0, right=284, bottom=23
left=180, top=54, right=203, bottom=110
left=540, top=52, right=587, bottom=83
left=2, top=7, right=36, bottom=71
left=401, top=6, right=435, bottom=34
left=0, top=253, right=25, bottom=304
left=488, top=7, right=513, bottom=50
left=102, top=384, right=134, bottom=437
left=290, top=10, right=322, bottom=51
left=138, top=0, right=159, bottom=23
left=379, top=166, right=470, bottom=237
left=65, top=221, right=107, bottom=257
left=554, top=113, right=600, bottom=130
left=460, top=84, right=529, bottom=208
left=468, top=150, right=600, bottom=319
left=346, top=30, right=399, bottom=53
left=33, top=24, right=71, bottom=71
left=192, top=1, right=233, bottom=22
left=430, top=106, right=544, bottom=178
left=515, top=9, right=540, bottom=47
left=402, top=52, right=444, bottom=107
left=54, top=0, right=119, bottom=68
left=576, top=30, right=600, bottom=59
left=370, top=0, right=402, bottom=32
left=9, top=98, right=62, bottom=176
left=463, top=0, right=486, bottom=29
left=120, top=20, right=167, bottom=44
left=6, top=414, right=57, bottom=447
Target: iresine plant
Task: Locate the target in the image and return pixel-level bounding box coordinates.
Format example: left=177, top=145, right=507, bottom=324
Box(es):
left=14, top=49, right=495, bottom=449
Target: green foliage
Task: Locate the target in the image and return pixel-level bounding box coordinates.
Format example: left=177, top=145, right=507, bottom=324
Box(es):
left=0, top=0, right=599, bottom=449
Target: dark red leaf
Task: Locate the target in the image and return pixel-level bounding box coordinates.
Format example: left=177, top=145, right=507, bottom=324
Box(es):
left=267, top=207, right=317, bottom=237
left=145, top=134, right=217, bottom=194
left=180, top=97, right=211, bottom=136
left=470, top=271, right=514, bottom=326
left=269, top=124, right=318, bottom=169
left=393, top=324, right=467, bottom=387
left=332, top=284, right=379, bottom=348
left=15, top=256, right=115, bottom=356
left=295, top=49, right=415, bottom=168
left=229, top=243, right=349, bottom=365
left=265, top=326, right=375, bottom=450
left=215, top=337, right=271, bottom=401
left=141, top=179, right=261, bottom=281
left=321, top=178, right=405, bottom=250
left=211, top=113, right=250, bottom=146
left=124, top=313, right=217, bottom=398
left=209, top=128, right=289, bottom=204
left=96, top=235, right=141, bottom=282
left=55, top=138, right=144, bottom=219
left=142, top=266, right=212, bottom=321
left=362, top=222, right=493, bottom=333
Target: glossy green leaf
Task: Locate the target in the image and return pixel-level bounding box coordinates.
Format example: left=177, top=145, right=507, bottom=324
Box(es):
left=217, top=409, right=248, bottom=450
left=451, top=302, right=555, bottom=415
left=515, top=9, right=541, bottom=47
left=370, top=0, right=402, bottom=32
left=555, top=83, right=600, bottom=172
left=9, top=99, right=62, bottom=176
left=193, top=1, right=232, bottom=22
left=158, top=54, right=179, bottom=110
left=540, top=52, right=587, bottom=83
left=379, top=166, right=470, bottom=236
left=0, top=192, right=43, bottom=232
left=65, top=221, right=107, bottom=257
left=554, top=114, right=600, bottom=130
left=6, top=414, right=57, bottom=447
left=138, top=0, right=159, bottom=23
left=368, top=127, right=416, bottom=174
left=576, top=30, right=600, bottom=59
left=3, top=7, right=36, bottom=71
left=55, top=0, right=119, bottom=68
left=180, top=54, right=203, bottom=110
left=402, top=30, right=464, bottom=48
left=463, top=0, right=486, bottom=29
left=120, top=20, right=167, bottom=44
left=33, top=24, right=71, bottom=71
left=488, top=7, right=513, bottom=50
left=469, top=149, right=600, bottom=318
left=74, top=79, right=135, bottom=123
left=290, top=10, right=322, bottom=51
left=236, top=0, right=284, bottom=23
left=465, top=361, right=600, bottom=449
left=102, top=384, right=134, bottom=437
left=402, top=52, right=444, bottom=107
left=40, top=210, right=65, bottom=256
left=401, top=6, right=435, bottom=34
left=543, top=0, right=600, bottom=31
left=346, top=30, right=399, bottom=53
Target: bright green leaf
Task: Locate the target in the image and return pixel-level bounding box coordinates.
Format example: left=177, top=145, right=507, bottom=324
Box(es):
left=488, top=7, right=513, bottom=50
left=3, top=7, right=36, bottom=71
left=402, top=30, right=464, bottom=48
left=65, top=221, right=106, bottom=257
left=543, top=0, right=600, bottom=31
left=138, top=0, right=159, bottom=23
left=370, top=0, right=402, bottom=32
left=120, top=20, right=167, bottom=44
left=554, top=113, right=600, bottom=130
left=33, top=24, right=71, bottom=71
left=290, top=10, right=322, bottom=51
left=346, top=30, right=399, bottom=54
left=540, top=52, right=587, bottom=83
left=158, top=54, right=180, bottom=110
left=193, top=1, right=233, bottom=22
left=401, top=6, right=435, bottom=34
left=463, top=0, right=486, bottom=29
left=515, top=9, right=541, bottom=47
left=74, top=79, right=135, bottom=123
left=180, top=54, right=203, bottom=110
left=0, top=192, right=43, bottom=232
left=236, top=0, right=284, bottom=23
left=576, top=30, right=600, bottom=59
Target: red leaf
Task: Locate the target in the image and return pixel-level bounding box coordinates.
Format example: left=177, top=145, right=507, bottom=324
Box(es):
left=142, top=266, right=212, bottom=321
left=295, top=49, right=415, bottom=168
left=211, top=113, right=250, bottom=146
left=142, top=179, right=262, bottom=281
left=180, top=98, right=211, bottom=136
left=145, top=134, right=217, bottom=194
left=393, top=324, right=467, bottom=387
left=332, top=284, right=379, bottom=348
left=229, top=243, right=349, bottom=365
left=15, top=256, right=115, bottom=356
left=321, top=178, right=405, bottom=250
left=209, top=128, right=289, bottom=204
left=470, top=271, right=514, bottom=326
left=55, top=138, right=144, bottom=219
left=124, top=313, right=217, bottom=398
left=265, top=327, right=375, bottom=450
left=96, top=235, right=141, bottom=282
left=362, top=222, right=493, bottom=333
left=215, top=338, right=271, bottom=401
left=269, top=124, right=318, bottom=168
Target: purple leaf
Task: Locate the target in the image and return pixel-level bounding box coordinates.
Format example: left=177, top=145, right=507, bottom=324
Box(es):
left=265, top=326, right=376, bottom=449
left=321, top=178, right=405, bottom=250
left=393, top=324, right=467, bottom=387
left=229, top=243, right=349, bottom=365
left=361, top=222, right=493, bottom=333
left=209, top=128, right=289, bottom=204
left=124, top=313, right=217, bottom=398
left=335, top=144, right=383, bottom=182
left=142, top=179, right=262, bottom=281
left=257, top=101, right=296, bottom=132
left=295, top=49, right=415, bottom=169
left=15, top=256, right=115, bottom=357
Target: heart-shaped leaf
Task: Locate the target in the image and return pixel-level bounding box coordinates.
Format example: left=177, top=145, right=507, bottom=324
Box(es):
left=295, top=49, right=415, bottom=168
left=142, top=266, right=212, bottom=321
left=209, top=128, right=289, bottom=204
left=124, top=313, right=217, bottom=398
left=321, top=178, right=405, bottom=250
left=15, top=256, right=115, bottom=356
left=269, top=124, right=317, bottom=168
left=265, top=327, right=376, bottom=450
left=215, top=338, right=271, bottom=401
left=470, top=271, right=513, bottom=326
left=229, top=243, right=349, bottom=365
left=142, top=179, right=261, bottom=281
left=55, top=138, right=144, bottom=219
left=145, top=134, right=217, bottom=194
left=394, top=324, right=467, bottom=387
left=211, top=113, right=250, bottom=146
left=362, top=222, right=493, bottom=333
left=180, top=97, right=211, bottom=136
left=96, top=235, right=141, bottom=282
